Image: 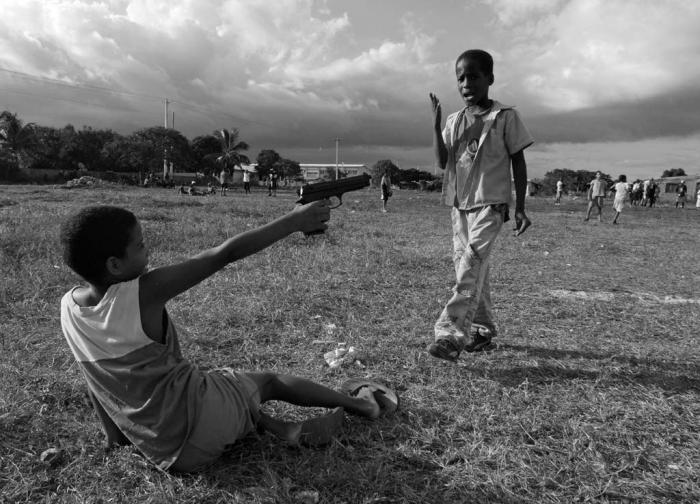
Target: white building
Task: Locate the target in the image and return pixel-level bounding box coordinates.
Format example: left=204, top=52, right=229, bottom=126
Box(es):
left=299, top=163, right=369, bottom=181
left=656, top=175, right=700, bottom=203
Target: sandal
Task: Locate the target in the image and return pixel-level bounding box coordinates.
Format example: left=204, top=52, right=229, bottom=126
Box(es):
left=340, top=379, right=399, bottom=415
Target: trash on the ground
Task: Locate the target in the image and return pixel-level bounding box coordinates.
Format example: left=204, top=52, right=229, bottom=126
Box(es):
left=324, top=344, right=363, bottom=368
left=294, top=490, right=320, bottom=504
left=40, top=447, right=65, bottom=466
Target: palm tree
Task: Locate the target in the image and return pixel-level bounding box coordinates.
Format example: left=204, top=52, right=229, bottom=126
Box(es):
left=214, top=128, right=250, bottom=172
left=0, top=111, right=38, bottom=169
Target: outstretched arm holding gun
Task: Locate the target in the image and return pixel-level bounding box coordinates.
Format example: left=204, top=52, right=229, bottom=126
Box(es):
left=296, top=174, right=371, bottom=234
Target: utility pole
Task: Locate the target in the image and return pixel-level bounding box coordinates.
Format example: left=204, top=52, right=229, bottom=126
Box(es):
left=335, top=137, right=341, bottom=180
left=172, top=111, right=175, bottom=130
left=163, top=99, right=169, bottom=128
left=163, top=99, right=169, bottom=179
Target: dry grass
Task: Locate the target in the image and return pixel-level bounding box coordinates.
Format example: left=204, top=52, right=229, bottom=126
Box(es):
left=1, top=184, right=698, bottom=503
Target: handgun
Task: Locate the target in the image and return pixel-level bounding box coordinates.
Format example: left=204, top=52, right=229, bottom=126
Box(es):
left=296, top=173, right=371, bottom=207
left=296, top=173, right=371, bottom=234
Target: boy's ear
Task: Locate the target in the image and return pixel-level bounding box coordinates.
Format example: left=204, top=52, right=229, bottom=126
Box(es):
left=105, top=256, right=122, bottom=276
left=488, top=74, right=495, bottom=85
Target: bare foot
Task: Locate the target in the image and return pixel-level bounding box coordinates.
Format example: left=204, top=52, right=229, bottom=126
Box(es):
left=352, top=386, right=381, bottom=419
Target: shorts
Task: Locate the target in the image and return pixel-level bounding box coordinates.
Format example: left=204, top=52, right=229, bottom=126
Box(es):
left=590, top=196, right=604, bottom=207
left=381, top=185, right=391, bottom=200
left=171, top=369, right=261, bottom=472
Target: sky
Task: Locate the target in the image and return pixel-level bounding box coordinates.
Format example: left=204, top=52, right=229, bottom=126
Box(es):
left=1, top=0, right=700, bottom=179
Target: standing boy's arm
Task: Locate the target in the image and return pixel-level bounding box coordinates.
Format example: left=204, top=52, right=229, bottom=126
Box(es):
left=429, top=93, right=448, bottom=170
left=511, top=150, right=531, bottom=236
left=140, top=201, right=331, bottom=306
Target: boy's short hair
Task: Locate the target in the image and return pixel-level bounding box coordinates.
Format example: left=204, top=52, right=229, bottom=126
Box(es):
left=619, top=174, right=627, bottom=182
left=456, top=49, right=494, bottom=76
left=60, top=206, right=137, bottom=283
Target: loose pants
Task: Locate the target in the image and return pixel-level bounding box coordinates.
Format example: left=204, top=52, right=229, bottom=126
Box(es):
left=434, top=205, right=504, bottom=350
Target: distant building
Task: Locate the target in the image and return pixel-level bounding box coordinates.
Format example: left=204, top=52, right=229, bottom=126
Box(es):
left=299, top=163, right=369, bottom=182
left=656, top=175, right=700, bottom=202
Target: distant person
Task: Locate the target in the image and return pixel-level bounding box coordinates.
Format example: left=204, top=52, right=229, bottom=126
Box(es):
left=696, top=187, right=700, bottom=209
left=675, top=180, right=687, bottom=208
left=646, top=179, right=658, bottom=208
left=243, top=170, right=251, bottom=194
left=267, top=171, right=277, bottom=197
left=59, top=205, right=397, bottom=473
left=611, top=174, right=628, bottom=225
left=178, top=184, right=187, bottom=195
left=631, top=180, right=642, bottom=206
left=219, top=169, right=228, bottom=196
left=641, top=179, right=650, bottom=206
left=427, top=48, right=533, bottom=361
left=380, top=172, right=392, bottom=212
left=555, top=179, right=564, bottom=205
left=584, top=171, right=606, bottom=222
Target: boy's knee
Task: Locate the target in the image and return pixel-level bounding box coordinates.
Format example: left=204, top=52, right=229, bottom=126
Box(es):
left=244, top=371, right=278, bottom=400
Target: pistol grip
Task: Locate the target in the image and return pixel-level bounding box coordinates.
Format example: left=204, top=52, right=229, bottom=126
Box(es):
left=304, top=229, right=326, bottom=236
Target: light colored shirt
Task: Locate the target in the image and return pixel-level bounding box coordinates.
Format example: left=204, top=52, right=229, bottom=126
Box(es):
left=556, top=181, right=564, bottom=192
left=441, top=101, right=533, bottom=210
left=61, top=279, right=200, bottom=469
left=613, top=182, right=628, bottom=200
left=243, top=171, right=250, bottom=182
left=589, top=179, right=606, bottom=197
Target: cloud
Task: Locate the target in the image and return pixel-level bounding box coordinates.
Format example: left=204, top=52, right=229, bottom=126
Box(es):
left=1, top=0, right=699, bottom=165
left=488, top=0, right=700, bottom=111
left=529, top=84, right=700, bottom=143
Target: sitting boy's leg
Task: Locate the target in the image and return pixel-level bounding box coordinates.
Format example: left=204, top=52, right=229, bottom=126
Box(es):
left=257, top=408, right=345, bottom=447
left=243, top=372, right=380, bottom=419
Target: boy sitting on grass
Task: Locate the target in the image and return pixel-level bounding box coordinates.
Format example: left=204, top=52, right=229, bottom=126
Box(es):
left=59, top=203, right=395, bottom=472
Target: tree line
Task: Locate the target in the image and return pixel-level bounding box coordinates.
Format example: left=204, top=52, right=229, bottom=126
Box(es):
left=0, top=110, right=301, bottom=183
left=1, top=110, right=441, bottom=186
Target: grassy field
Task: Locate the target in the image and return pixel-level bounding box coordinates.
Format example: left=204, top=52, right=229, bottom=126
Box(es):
left=1, top=183, right=699, bottom=503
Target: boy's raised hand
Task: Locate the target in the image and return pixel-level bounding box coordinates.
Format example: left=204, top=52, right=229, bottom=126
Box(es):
left=429, top=93, right=441, bottom=129
left=292, top=199, right=331, bottom=234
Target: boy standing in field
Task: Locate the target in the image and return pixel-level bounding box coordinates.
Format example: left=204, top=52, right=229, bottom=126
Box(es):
left=555, top=179, right=564, bottom=205
left=584, top=171, right=606, bottom=222
left=428, top=49, right=533, bottom=361
left=675, top=180, right=687, bottom=208
left=59, top=204, right=396, bottom=472
left=611, top=174, right=628, bottom=225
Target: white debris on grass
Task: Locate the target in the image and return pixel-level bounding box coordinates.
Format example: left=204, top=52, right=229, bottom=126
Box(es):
left=64, top=176, right=115, bottom=188
left=550, top=289, right=700, bottom=305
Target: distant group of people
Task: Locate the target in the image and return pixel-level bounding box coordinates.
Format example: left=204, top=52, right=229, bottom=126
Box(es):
left=142, top=173, right=175, bottom=189
left=219, top=168, right=252, bottom=196
left=552, top=173, right=697, bottom=225
left=629, top=179, right=661, bottom=207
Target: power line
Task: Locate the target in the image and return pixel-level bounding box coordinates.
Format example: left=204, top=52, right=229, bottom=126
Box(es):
left=0, top=66, right=162, bottom=102
left=2, top=87, right=142, bottom=113
left=0, top=66, right=277, bottom=130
